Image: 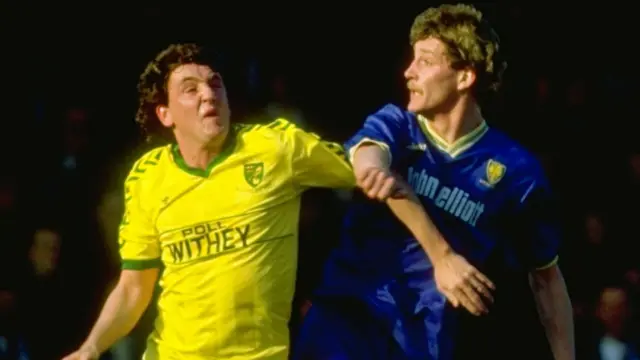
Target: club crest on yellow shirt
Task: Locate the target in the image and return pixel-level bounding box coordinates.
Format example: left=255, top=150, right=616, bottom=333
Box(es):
left=244, top=162, right=264, bottom=187
left=481, top=159, right=506, bottom=187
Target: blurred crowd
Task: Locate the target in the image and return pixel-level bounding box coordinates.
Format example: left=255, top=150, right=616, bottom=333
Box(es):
left=1, top=71, right=638, bottom=360
left=2, top=3, right=638, bottom=360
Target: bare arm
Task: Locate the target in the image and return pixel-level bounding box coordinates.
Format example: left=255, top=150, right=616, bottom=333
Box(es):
left=384, top=187, right=451, bottom=261
left=353, top=144, right=460, bottom=259
left=529, top=264, right=575, bottom=360
left=68, top=268, right=159, bottom=358
left=352, top=143, right=468, bottom=261
left=353, top=144, right=494, bottom=314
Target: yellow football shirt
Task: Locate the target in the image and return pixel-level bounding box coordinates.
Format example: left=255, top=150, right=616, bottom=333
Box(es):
left=118, top=118, right=355, bottom=360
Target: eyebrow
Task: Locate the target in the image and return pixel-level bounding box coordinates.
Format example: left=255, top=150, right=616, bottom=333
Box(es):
left=417, top=49, right=437, bottom=56
left=179, top=74, right=221, bottom=84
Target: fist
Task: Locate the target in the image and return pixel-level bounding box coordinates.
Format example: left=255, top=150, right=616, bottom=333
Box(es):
left=356, top=167, right=396, bottom=201
left=355, top=167, right=407, bottom=201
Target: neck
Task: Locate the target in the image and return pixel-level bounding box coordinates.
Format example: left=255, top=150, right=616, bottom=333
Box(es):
left=422, top=97, right=484, bottom=144
left=175, top=132, right=228, bottom=170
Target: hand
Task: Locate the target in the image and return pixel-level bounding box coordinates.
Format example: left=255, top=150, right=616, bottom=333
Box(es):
left=61, top=345, right=100, bottom=360
left=433, top=251, right=495, bottom=316
left=355, top=167, right=408, bottom=201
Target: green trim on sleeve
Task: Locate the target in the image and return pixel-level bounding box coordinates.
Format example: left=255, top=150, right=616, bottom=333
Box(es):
left=121, top=258, right=162, bottom=270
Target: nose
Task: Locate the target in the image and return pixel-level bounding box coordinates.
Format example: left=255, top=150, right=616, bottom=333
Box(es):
left=200, top=83, right=216, bottom=102
left=404, top=61, right=416, bottom=80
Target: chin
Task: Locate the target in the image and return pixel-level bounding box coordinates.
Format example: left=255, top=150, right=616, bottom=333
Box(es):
left=204, top=126, right=228, bottom=139
left=406, top=100, right=423, bottom=113
left=202, top=117, right=228, bottom=134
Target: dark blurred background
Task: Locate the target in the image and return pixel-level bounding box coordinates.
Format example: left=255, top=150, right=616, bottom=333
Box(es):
left=1, top=3, right=638, bottom=360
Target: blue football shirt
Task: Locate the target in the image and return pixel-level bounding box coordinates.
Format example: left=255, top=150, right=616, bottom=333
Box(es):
left=317, top=103, right=560, bottom=301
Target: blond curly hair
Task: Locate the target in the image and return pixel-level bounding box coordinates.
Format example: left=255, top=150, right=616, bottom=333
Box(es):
left=410, top=4, right=507, bottom=96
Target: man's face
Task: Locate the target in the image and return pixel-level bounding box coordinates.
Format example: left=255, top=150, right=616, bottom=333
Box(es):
left=597, top=287, right=629, bottom=335
left=159, top=63, right=231, bottom=145
left=404, top=37, right=466, bottom=114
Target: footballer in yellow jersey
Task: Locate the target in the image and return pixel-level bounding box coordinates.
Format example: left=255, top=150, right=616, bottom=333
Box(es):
left=66, top=43, right=451, bottom=360
left=120, top=118, right=354, bottom=359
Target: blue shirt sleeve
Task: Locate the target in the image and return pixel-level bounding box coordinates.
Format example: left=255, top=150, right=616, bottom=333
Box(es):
left=344, top=104, right=413, bottom=164
left=514, top=172, right=560, bottom=270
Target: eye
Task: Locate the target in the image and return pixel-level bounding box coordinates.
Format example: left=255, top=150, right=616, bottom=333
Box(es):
left=209, top=76, right=223, bottom=89
left=180, top=80, right=199, bottom=94
left=183, top=86, right=197, bottom=94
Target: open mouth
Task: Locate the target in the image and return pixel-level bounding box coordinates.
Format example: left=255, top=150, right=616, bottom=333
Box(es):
left=202, top=108, right=219, bottom=117
left=407, top=85, right=423, bottom=96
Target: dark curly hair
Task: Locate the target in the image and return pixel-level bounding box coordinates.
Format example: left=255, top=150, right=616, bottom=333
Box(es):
left=410, top=4, right=507, bottom=97
left=135, top=43, right=220, bottom=141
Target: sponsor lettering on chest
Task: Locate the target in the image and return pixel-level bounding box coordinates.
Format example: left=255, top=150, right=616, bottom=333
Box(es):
left=407, top=166, right=485, bottom=226
left=163, top=222, right=251, bottom=264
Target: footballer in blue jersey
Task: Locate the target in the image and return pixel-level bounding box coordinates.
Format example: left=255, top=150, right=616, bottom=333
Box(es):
left=294, top=4, right=574, bottom=360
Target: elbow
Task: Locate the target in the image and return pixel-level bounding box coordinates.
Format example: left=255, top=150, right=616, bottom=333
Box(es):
left=529, top=264, right=569, bottom=299
left=117, top=268, right=159, bottom=310
left=529, top=263, right=563, bottom=284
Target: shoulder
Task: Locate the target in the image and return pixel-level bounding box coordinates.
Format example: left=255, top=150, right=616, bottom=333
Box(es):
left=367, top=103, right=416, bottom=123
left=234, top=117, right=309, bottom=152
left=124, top=145, right=172, bottom=195
left=235, top=117, right=297, bottom=137
left=485, top=129, right=547, bottom=187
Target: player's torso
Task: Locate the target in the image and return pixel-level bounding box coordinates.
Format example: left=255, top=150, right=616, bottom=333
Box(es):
left=399, top=125, right=517, bottom=266
left=145, top=130, right=300, bottom=359
left=330, top=124, right=518, bottom=277
left=321, top=128, right=515, bottom=299
left=400, top=123, right=552, bottom=357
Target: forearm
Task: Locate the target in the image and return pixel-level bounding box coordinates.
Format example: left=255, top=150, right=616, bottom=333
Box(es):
left=386, top=195, right=451, bottom=261
left=82, top=281, right=152, bottom=355
left=529, top=266, right=575, bottom=360
left=353, top=144, right=452, bottom=260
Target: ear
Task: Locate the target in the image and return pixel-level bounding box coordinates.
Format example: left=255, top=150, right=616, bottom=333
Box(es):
left=155, top=104, right=173, bottom=128
left=457, top=68, right=476, bottom=92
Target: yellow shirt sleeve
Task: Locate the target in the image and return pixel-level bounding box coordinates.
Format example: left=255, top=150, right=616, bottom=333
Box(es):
left=118, top=161, right=161, bottom=270
left=271, top=118, right=356, bottom=190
